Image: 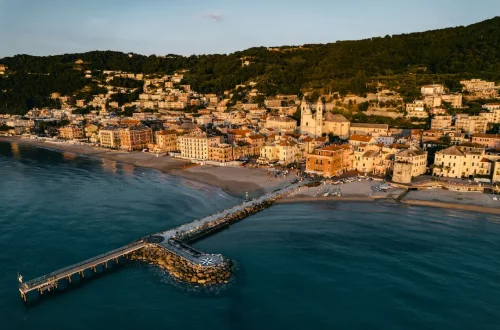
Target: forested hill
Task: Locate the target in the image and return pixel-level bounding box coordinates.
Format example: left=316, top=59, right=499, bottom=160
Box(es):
left=1, top=17, right=500, bottom=114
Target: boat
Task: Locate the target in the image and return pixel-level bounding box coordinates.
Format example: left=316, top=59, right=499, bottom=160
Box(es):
left=323, top=192, right=330, bottom=197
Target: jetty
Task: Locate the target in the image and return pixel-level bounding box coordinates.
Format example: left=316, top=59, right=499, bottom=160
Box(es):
left=19, top=181, right=306, bottom=302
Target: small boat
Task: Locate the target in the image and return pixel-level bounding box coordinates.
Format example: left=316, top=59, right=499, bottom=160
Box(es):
left=323, top=192, right=330, bottom=197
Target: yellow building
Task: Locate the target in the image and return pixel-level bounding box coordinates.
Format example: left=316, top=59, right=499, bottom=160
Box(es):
left=264, top=115, right=297, bottom=133
left=433, top=145, right=486, bottom=178
left=394, top=147, right=427, bottom=178
left=59, top=125, right=84, bottom=140
left=455, top=115, right=488, bottom=135
left=208, top=144, right=234, bottom=162
left=431, top=115, right=452, bottom=130
left=99, top=126, right=121, bottom=148
left=349, top=123, right=388, bottom=136
left=154, top=130, right=178, bottom=152
left=177, top=134, right=220, bottom=160
left=258, top=140, right=302, bottom=165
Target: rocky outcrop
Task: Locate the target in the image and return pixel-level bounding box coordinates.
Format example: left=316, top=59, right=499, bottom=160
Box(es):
left=130, top=245, right=231, bottom=285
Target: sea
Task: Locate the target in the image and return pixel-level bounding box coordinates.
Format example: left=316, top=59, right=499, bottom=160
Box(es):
left=1, top=140, right=500, bottom=330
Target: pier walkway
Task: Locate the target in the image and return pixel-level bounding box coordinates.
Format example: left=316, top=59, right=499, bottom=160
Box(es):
left=19, top=180, right=306, bottom=301
left=19, top=240, right=146, bottom=301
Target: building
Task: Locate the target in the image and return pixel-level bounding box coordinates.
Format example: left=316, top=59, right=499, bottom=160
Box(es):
left=406, top=100, right=425, bottom=112
left=460, top=79, right=496, bottom=92
left=455, top=115, right=488, bottom=135
left=119, top=125, right=153, bottom=151
left=300, top=98, right=324, bottom=137
left=421, top=84, right=444, bottom=96
left=208, top=144, right=234, bottom=163
left=177, top=134, right=220, bottom=160
left=348, top=134, right=377, bottom=146
left=432, top=145, right=485, bottom=178
left=376, top=136, right=395, bottom=146
left=154, top=130, right=178, bottom=152
left=322, top=113, right=350, bottom=139
left=305, top=145, right=353, bottom=177
left=349, top=123, right=388, bottom=136
left=59, top=125, right=84, bottom=140
left=392, top=147, right=427, bottom=183
left=353, top=144, right=384, bottom=175
left=258, top=140, right=302, bottom=166
left=431, top=115, right=452, bottom=130
left=99, top=126, right=121, bottom=148
left=471, top=134, right=500, bottom=149
left=441, top=94, right=463, bottom=108
left=265, top=115, right=297, bottom=133
left=482, top=103, right=500, bottom=111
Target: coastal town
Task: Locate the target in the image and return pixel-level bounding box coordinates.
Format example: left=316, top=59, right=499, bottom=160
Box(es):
left=2, top=61, right=500, bottom=190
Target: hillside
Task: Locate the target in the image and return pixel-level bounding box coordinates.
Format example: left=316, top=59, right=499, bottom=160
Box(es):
left=1, top=17, right=500, bottom=114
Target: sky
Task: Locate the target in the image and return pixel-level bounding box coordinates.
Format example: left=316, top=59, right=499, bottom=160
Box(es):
left=0, top=0, right=499, bottom=58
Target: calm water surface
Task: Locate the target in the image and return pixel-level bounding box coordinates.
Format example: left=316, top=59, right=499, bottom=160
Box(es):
left=1, top=141, right=499, bottom=330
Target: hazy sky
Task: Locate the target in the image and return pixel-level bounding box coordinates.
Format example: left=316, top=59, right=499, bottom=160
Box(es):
left=0, top=0, right=498, bottom=58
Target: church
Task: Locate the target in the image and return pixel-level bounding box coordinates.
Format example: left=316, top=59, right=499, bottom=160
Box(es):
left=300, top=97, right=351, bottom=138
left=300, top=98, right=324, bottom=137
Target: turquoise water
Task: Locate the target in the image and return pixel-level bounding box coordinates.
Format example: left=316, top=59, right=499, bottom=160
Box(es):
left=1, top=141, right=500, bottom=330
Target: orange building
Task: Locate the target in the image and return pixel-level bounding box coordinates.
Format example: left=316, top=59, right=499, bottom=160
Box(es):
left=245, top=134, right=265, bottom=156
left=120, top=125, right=153, bottom=151
left=208, top=144, right=234, bottom=162
left=306, top=145, right=353, bottom=177
left=59, top=125, right=84, bottom=140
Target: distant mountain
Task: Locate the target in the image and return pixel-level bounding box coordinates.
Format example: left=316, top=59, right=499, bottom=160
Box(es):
left=1, top=17, right=500, bottom=114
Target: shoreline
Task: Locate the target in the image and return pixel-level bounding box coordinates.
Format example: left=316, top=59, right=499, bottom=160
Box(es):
left=0, top=136, right=294, bottom=199
left=400, top=199, right=500, bottom=215
left=3, top=136, right=500, bottom=215
left=278, top=193, right=500, bottom=215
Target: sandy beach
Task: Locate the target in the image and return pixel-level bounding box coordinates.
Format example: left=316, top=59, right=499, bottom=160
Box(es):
left=278, top=180, right=407, bottom=204
left=400, top=189, right=500, bottom=215
left=279, top=180, right=500, bottom=215
left=0, top=136, right=297, bottom=198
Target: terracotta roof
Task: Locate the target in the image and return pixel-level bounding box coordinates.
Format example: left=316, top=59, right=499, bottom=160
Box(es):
left=472, top=133, right=500, bottom=139
left=351, top=123, right=388, bottom=129
left=248, top=134, right=265, bottom=140
left=349, top=134, right=374, bottom=142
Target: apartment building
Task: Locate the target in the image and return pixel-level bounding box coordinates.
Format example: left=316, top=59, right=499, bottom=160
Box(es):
left=59, top=125, right=84, bottom=140
left=305, top=145, right=353, bottom=177
left=99, top=126, right=121, bottom=148
left=431, top=115, right=452, bottom=130
left=208, top=144, right=234, bottom=163
left=154, top=130, right=178, bottom=152
left=177, top=134, right=220, bottom=160
left=120, top=125, right=153, bottom=151
left=433, top=146, right=486, bottom=178
left=471, top=134, right=500, bottom=149
left=455, top=115, right=488, bottom=135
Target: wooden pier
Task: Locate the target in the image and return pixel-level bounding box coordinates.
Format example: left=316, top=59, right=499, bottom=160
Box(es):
left=18, top=240, right=146, bottom=302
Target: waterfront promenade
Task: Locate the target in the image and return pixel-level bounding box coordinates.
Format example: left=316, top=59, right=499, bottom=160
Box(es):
left=18, top=180, right=305, bottom=302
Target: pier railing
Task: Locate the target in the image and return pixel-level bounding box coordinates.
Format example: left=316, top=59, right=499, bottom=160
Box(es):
left=20, top=240, right=146, bottom=290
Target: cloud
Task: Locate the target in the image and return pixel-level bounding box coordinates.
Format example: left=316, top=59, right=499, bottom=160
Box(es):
left=202, top=13, right=223, bottom=23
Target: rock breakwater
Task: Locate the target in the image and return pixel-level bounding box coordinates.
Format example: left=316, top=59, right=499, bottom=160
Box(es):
left=130, top=245, right=232, bottom=285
